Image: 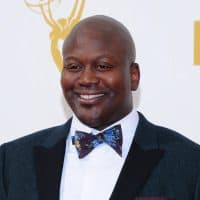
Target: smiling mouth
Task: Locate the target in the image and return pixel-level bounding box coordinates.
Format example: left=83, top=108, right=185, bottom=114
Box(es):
left=79, top=94, right=105, bottom=100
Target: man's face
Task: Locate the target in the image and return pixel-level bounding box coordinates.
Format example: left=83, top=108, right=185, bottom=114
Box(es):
left=61, top=29, right=139, bottom=130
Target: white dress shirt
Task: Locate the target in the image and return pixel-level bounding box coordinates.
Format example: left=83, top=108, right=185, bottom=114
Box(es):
left=60, top=109, right=139, bottom=200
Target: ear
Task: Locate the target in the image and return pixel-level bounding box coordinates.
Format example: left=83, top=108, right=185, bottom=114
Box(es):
left=130, top=62, right=140, bottom=91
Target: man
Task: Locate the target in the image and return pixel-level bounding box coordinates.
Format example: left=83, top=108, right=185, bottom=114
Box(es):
left=0, top=15, right=200, bottom=200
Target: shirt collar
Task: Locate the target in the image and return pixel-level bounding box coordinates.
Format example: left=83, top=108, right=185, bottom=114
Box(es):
left=70, top=108, right=138, bottom=136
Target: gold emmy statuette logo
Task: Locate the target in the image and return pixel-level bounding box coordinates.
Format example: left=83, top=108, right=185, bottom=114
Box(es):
left=24, top=0, right=85, bottom=71
left=194, top=21, right=200, bottom=65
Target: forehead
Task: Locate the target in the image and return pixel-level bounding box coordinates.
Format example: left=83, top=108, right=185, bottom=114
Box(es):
left=63, top=28, right=128, bottom=59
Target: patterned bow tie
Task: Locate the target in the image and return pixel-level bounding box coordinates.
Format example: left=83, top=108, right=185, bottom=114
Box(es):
left=72, top=125, right=123, bottom=158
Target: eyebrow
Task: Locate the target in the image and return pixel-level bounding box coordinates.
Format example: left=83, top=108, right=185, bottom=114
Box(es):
left=95, top=54, right=115, bottom=60
left=63, top=56, right=78, bottom=61
left=64, top=54, right=115, bottom=60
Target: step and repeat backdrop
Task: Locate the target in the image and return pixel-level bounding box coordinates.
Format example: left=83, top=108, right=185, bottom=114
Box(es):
left=0, top=0, right=200, bottom=144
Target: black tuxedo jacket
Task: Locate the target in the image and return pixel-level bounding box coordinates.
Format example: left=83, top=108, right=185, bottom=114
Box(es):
left=1, top=113, right=200, bottom=200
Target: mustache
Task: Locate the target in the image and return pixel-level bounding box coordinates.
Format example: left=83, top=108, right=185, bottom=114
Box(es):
left=75, top=85, right=106, bottom=91
left=74, top=86, right=110, bottom=94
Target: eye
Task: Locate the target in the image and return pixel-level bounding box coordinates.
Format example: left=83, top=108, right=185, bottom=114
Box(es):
left=63, top=63, right=82, bottom=72
left=96, top=63, right=113, bottom=71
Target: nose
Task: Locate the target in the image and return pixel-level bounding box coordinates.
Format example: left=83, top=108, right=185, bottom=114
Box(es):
left=78, top=67, right=99, bottom=87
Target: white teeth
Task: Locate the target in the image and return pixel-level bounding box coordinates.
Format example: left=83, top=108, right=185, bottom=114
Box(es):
left=80, top=94, right=104, bottom=100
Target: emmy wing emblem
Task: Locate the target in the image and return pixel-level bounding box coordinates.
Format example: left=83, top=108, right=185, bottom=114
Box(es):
left=24, top=0, right=85, bottom=71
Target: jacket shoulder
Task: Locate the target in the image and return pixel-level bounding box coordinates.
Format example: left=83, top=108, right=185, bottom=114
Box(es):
left=155, top=124, right=200, bottom=152
left=1, top=119, right=71, bottom=149
left=138, top=112, right=200, bottom=154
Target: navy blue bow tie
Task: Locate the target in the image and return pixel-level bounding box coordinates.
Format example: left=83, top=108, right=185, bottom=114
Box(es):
left=72, top=125, right=123, bottom=158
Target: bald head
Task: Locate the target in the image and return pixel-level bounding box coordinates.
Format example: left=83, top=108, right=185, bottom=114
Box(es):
left=61, top=15, right=140, bottom=129
left=63, top=15, right=136, bottom=63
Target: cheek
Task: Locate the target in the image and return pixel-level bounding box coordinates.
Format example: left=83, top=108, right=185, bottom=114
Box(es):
left=61, top=73, right=76, bottom=108
left=60, top=72, right=75, bottom=92
left=103, top=72, right=131, bottom=94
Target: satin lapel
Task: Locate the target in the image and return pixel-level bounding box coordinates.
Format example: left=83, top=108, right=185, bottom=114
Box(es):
left=110, top=113, right=165, bottom=200
left=110, top=142, right=164, bottom=200
left=33, top=119, right=72, bottom=200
